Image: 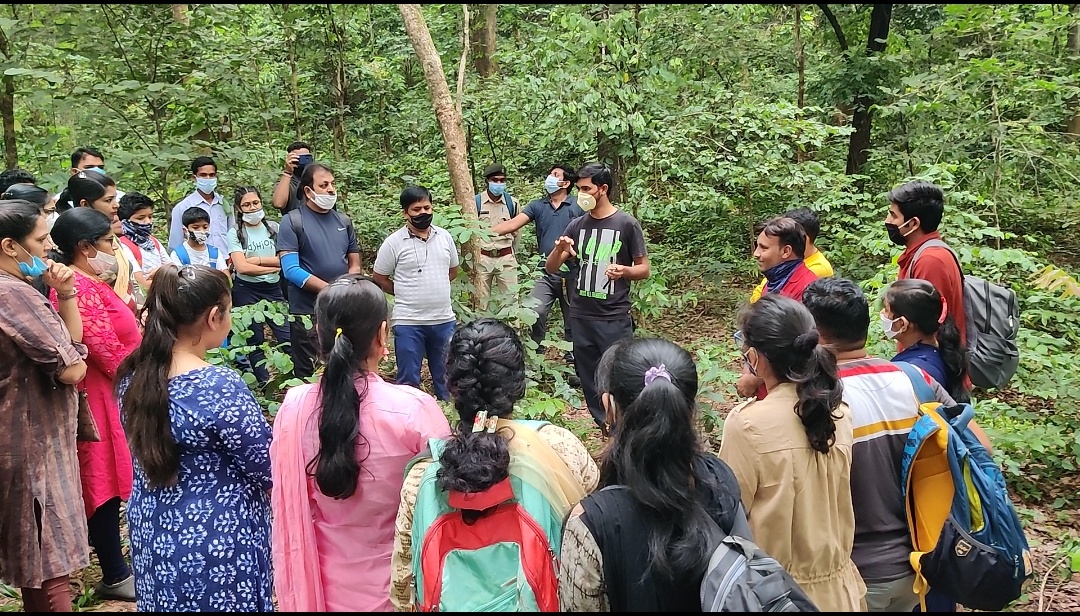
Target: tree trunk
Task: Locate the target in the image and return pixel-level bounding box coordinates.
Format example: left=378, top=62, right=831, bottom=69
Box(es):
left=327, top=4, right=348, bottom=158
left=171, top=4, right=188, bottom=25
left=281, top=5, right=302, bottom=141
left=845, top=4, right=892, bottom=176
left=399, top=4, right=483, bottom=307
left=0, top=26, right=17, bottom=170
left=794, top=4, right=806, bottom=163
left=1067, top=5, right=1080, bottom=138
left=456, top=4, right=470, bottom=117
left=470, top=4, right=498, bottom=78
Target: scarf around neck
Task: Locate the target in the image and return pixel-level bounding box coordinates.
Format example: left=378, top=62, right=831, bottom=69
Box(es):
left=121, top=219, right=156, bottom=251
left=763, top=258, right=801, bottom=294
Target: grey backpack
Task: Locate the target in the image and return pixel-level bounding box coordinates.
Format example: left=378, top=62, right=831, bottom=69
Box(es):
left=908, top=239, right=1020, bottom=389
left=700, top=504, right=819, bottom=612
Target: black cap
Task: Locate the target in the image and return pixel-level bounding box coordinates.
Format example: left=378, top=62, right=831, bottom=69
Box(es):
left=483, top=163, right=506, bottom=179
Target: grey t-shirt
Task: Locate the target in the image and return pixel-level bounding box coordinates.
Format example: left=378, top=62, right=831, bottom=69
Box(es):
left=563, top=209, right=647, bottom=320
left=373, top=225, right=460, bottom=326
left=276, top=206, right=359, bottom=314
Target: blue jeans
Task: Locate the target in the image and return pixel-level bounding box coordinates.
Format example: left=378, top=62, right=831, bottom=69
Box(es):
left=394, top=320, right=456, bottom=401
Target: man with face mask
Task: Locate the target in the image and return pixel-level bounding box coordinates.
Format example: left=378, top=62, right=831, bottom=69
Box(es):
left=166, top=156, right=234, bottom=260
left=492, top=164, right=583, bottom=363
left=372, top=186, right=460, bottom=401
left=885, top=180, right=967, bottom=346
left=546, top=162, right=650, bottom=434
left=56, top=147, right=127, bottom=209
left=473, top=163, right=519, bottom=310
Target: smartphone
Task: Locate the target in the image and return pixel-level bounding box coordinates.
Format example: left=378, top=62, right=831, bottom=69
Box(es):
left=297, top=153, right=314, bottom=168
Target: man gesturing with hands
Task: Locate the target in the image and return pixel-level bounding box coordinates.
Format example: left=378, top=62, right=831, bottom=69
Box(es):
left=546, top=162, right=649, bottom=434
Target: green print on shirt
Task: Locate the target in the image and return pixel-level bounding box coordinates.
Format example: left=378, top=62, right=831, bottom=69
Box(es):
left=583, top=236, right=623, bottom=263
left=577, top=231, right=623, bottom=300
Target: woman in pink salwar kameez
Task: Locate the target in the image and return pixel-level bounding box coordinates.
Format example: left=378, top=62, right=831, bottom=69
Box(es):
left=271, top=275, right=451, bottom=611
left=48, top=209, right=140, bottom=601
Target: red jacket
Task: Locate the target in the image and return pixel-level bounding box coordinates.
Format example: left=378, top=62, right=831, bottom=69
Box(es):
left=896, top=232, right=968, bottom=346
left=755, top=262, right=821, bottom=399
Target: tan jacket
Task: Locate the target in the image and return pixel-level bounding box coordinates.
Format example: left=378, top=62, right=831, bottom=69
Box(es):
left=719, top=383, right=867, bottom=612
left=477, top=192, right=515, bottom=251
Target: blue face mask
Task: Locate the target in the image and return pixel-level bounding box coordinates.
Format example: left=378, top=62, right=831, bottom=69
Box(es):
left=487, top=181, right=506, bottom=197
left=85, top=166, right=107, bottom=176
left=196, top=177, right=218, bottom=194
left=544, top=175, right=561, bottom=195
left=13, top=241, right=48, bottom=278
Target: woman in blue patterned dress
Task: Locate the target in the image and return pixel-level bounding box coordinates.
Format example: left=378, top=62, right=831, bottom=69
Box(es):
left=116, top=263, right=273, bottom=612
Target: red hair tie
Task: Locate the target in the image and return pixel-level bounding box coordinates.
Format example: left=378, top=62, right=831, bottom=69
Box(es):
left=938, top=296, right=948, bottom=325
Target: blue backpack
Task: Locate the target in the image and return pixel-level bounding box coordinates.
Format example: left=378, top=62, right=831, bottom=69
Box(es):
left=174, top=242, right=220, bottom=266
left=475, top=193, right=516, bottom=217
left=895, top=362, right=1032, bottom=612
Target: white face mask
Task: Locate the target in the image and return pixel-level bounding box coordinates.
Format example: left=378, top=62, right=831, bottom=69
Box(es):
left=308, top=190, right=337, bottom=211
left=242, top=210, right=265, bottom=225
left=880, top=313, right=903, bottom=340
left=87, top=246, right=120, bottom=277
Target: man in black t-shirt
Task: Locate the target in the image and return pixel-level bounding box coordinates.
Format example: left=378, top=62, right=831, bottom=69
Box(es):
left=272, top=140, right=312, bottom=214
left=546, top=162, right=650, bottom=433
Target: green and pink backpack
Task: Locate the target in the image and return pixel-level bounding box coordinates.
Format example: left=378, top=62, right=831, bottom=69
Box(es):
left=407, top=420, right=564, bottom=612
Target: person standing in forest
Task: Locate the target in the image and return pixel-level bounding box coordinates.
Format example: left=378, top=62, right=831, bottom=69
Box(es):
left=546, top=162, right=650, bottom=434
left=272, top=141, right=313, bottom=214
left=749, top=207, right=834, bottom=302
left=473, top=163, right=520, bottom=310
left=167, top=156, right=234, bottom=260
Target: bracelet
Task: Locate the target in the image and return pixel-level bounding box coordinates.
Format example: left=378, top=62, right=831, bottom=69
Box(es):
left=56, top=291, right=77, bottom=301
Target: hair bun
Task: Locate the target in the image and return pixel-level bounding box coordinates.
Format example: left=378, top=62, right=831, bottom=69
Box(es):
left=794, top=330, right=820, bottom=354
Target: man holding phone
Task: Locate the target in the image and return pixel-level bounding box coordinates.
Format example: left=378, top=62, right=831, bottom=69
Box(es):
left=273, top=141, right=313, bottom=213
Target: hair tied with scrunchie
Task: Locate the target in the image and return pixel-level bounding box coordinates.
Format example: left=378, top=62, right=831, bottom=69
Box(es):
left=794, top=330, right=820, bottom=354
left=644, top=364, right=672, bottom=387
left=938, top=296, right=948, bottom=325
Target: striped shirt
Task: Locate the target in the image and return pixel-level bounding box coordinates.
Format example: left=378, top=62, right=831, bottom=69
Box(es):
left=373, top=225, right=459, bottom=326
left=836, top=356, right=954, bottom=584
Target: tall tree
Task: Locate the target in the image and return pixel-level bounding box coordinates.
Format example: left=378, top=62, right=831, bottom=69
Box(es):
left=1067, top=4, right=1080, bottom=138
left=399, top=3, right=484, bottom=306
left=0, top=22, right=17, bottom=170
left=470, top=4, right=498, bottom=78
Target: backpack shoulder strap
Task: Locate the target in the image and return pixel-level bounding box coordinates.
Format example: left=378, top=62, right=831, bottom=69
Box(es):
left=505, top=194, right=515, bottom=216
left=208, top=245, right=219, bottom=261
left=118, top=236, right=142, bottom=266
left=474, top=193, right=482, bottom=214
left=174, top=243, right=190, bottom=265
left=907, top=239, right=960, bottom=279
left=515, top=419, right=550, bottom=432
left=894, top=361, right=937, bottom=406
left=287, top=208, right=305, bottom=248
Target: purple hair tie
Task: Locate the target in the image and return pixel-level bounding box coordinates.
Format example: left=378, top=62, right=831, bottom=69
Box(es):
left=644, top=364, right=672, bottom=387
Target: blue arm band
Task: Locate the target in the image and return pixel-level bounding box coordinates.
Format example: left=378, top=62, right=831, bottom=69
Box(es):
left=281, top=252, right=312, bottom=288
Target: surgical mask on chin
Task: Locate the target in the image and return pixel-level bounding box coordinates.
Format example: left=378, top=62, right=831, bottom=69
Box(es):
left=880, top=313, right=903, bottom=340
left=578, top=192, right=597, bottom=211
left=13, top=242, right=48, bottom=278
left=309, top=191, right=337, bottom=211
left=487, top=181, right=506, bottom=197
left=242, top=210, right=265, bottom=225
left=188, top=230, right=210, bottom=245
left=544, top=175, right=561, bottom=194
left=87, top=247, right=120, bottom=277
left=195, top=177, right=218, bottom=194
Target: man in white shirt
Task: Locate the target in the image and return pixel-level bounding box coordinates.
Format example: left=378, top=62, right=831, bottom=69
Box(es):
left=372, top=186, right=460, bottom=401
left=167, top=156, right=233, bottom=258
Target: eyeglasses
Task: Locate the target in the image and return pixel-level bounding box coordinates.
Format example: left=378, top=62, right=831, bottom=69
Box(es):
left=733, top=330, right=745, bottom=347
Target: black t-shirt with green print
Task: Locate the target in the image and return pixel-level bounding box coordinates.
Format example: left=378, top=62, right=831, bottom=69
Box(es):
left=562, top=209, right=647, bottom=320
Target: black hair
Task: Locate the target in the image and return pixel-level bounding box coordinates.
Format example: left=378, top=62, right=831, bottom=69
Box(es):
left=399, top=185, right=433, bottom=210
left=190, top=156, right=216, bottom=176
left=48, top=208, right=112, bottom=265
left=118, top=192, right=154, bottom=221
left=1, top=183, right=49, bottom=208
left=296, top=162, right=335, bottom=203
left=596, top=337, right=717, bottom=582
left=577, top=162, right=615, bottom=195
left=885, top=279, right=970, bottom=403
left=116, top=264, right=232, bottom=488
left=782, top=206, right=821, bottom=243
left=887, top=180, right=944, bottom=233
left=802, top=277, right=870, bottom=353
left=737, top=294, right=844, bottom=454
left=233, top=185, right=275, bottom=250
left=0, top=169, right=37, bottom=194
left=548, top=163, right=578, bottom=188
left=57, top=171, right=115, bottom=214
left=307, top=274, right=388, bottom=499
left=438, top=319, right=526, bottom=494
left=0, top=199, right=44, bottom=242
left=287, top=141, right=311, bottom=153
left=182, top=206, right=210, bottom=227
left=760, top=216, right=807, bottom=260
left=70, top=146, right=104, bottom=169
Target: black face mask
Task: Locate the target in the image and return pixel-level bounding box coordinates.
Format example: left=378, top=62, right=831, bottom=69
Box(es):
left=410, top=212, right=433, bottom=230
left=885, top=219, right=914, bottom=246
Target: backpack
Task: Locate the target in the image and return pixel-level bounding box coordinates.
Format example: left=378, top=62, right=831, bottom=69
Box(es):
left=907, top=239, right=1020, bottom=389
left=174, top=242, right=220, bottom=266
left=118, top=236, right=143, bottom=268
left=475, top=193, right=516, bottom=217
left=238, top=219, right=280, bottom=251
left=700, top=503, right=819, bottom=612
left=407, top=419, right=561, bottom=612
left=895, top=361, right=1033, bottom=612
left=286, top=207, right=354, bottom=252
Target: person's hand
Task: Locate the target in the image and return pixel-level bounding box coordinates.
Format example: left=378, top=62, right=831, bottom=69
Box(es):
left=41, top=259, right=75, bottom=294
left=736, top=372, right=762, bottom=399
left=284, top=150, right=300, bottom=174
left=553, top=235, right=577, bottom=258
left=605, top=264, right=626, bottom=280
